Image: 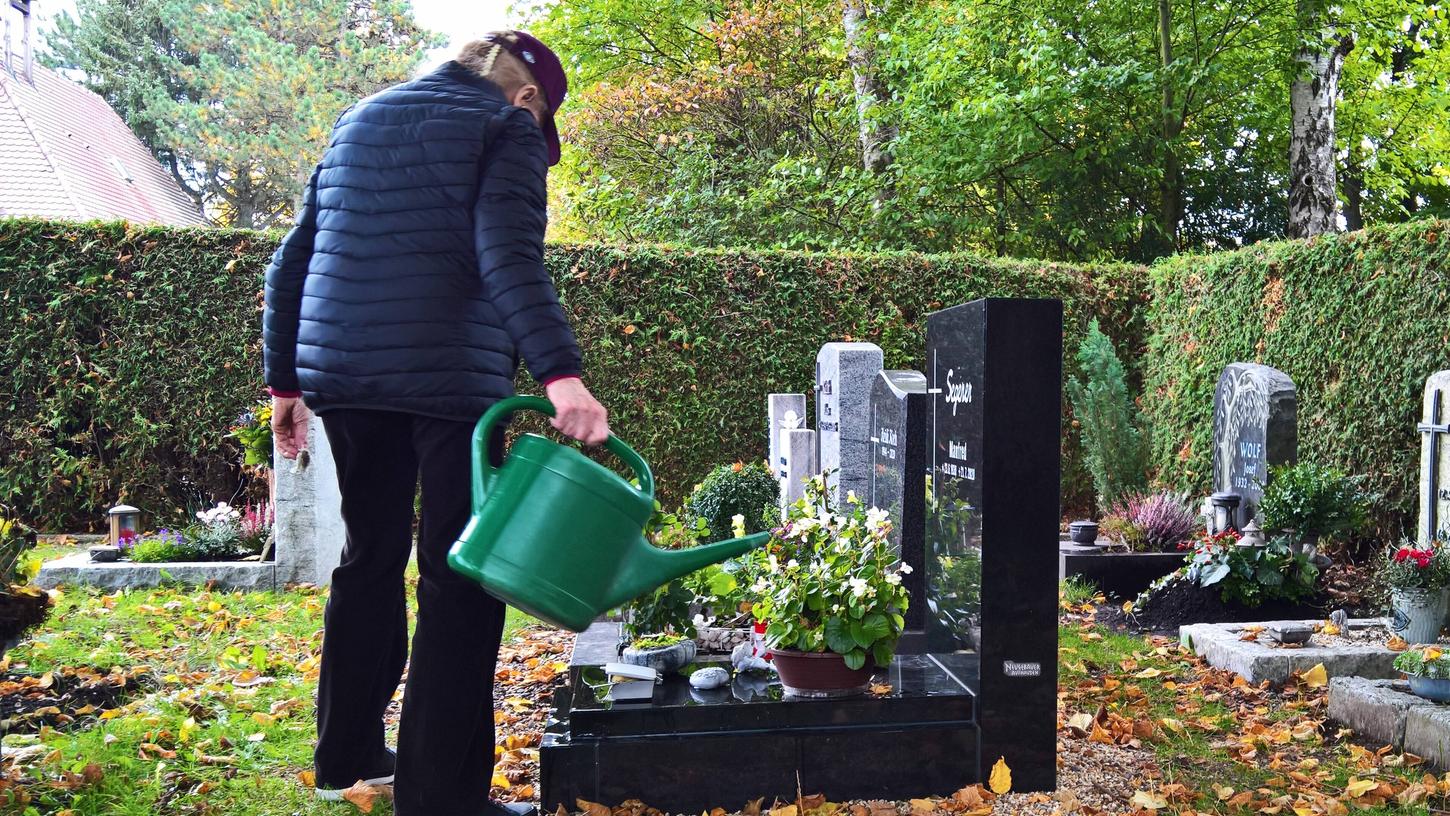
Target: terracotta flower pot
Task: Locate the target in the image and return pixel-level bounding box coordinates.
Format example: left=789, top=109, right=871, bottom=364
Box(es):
left=770, top=648, right=873, bottom=698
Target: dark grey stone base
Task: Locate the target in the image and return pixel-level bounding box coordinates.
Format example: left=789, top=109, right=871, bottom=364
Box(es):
left=1058, top=544, right=1184, bottom=598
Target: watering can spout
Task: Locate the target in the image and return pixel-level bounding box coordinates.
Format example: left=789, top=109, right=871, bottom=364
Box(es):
left=604, top=532, right=772, bottom=611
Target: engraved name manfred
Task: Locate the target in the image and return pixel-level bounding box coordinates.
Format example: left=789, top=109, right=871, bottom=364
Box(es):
left=945, top=369, right=973, bottom=415
left=1003, top=660, right=1042, bottom=678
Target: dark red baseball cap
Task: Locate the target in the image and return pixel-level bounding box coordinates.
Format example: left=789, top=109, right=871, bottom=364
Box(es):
left=489, top=31, right=567, bottom=166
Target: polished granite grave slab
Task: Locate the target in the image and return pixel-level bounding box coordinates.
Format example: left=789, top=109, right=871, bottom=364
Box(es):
left=540, top=624, right=980, bottom=811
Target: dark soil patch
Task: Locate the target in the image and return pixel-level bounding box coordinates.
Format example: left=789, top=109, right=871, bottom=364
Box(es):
left=0, top=591, right=52, bottom=644
left=0, top=667, right=152, bottom=733
left=1099, top=578, right=1330, bottom=636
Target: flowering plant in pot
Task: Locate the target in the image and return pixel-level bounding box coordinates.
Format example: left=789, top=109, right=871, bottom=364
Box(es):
left=1381, top=541, right=1450, bottom=646
left=1394, top=645, right=1450, bottom=701
left=748, top=475, right=911, bottom=697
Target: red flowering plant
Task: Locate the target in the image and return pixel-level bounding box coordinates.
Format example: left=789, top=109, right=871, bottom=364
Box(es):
left=1380, top=540, right=1450, bottom=591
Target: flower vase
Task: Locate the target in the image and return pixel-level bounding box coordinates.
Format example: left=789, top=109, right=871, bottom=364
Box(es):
left=1391, top=587, right=1447, bottom=645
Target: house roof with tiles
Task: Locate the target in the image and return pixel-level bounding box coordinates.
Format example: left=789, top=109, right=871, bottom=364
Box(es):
left=0, top=63, right=206, bottom=226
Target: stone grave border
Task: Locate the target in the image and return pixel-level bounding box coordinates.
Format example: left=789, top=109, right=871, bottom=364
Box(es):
left=1180, top=618, right=1397, bottom=686
left=1329, top=678, right=1450, bottom=768
left=35, top=421, right=345, bottom=592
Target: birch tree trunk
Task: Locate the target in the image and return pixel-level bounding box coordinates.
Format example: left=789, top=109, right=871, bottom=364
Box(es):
left=1287, top=9, right=1353, bottom=239
left=1156, top=0, right=1181, bottom=254
left=842, top=0, right=895, bottom=201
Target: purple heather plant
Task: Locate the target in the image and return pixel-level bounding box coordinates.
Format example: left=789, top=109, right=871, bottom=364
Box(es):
left=1104, top=491, right=1197, bottom=553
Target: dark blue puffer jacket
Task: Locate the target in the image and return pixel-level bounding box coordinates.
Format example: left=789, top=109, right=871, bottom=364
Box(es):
left=262, top=60, right=581, bottom=421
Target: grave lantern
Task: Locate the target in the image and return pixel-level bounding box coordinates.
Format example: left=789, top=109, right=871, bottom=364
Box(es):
left=1209, top=492, right=1241, bottom=535
left=1238, top=519, right=1266, bottom=548
left=107, top=504, right=140, bottom=545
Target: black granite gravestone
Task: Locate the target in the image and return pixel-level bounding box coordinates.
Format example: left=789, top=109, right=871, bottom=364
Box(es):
left=1212, top=363, right=1297, bottom=528
left=869, top=369, right=929, bottom=651
left=925, top=298, right=1060, bottom=793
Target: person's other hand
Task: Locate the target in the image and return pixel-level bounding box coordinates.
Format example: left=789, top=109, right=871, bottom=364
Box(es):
left=272, top=396, right=311, bottom=460
left=545, top=378, right=609, bottom=446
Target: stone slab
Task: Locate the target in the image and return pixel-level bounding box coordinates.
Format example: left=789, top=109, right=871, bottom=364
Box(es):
left=1406, top=702, right=1450, bottom=767
left=1328, top=677, right=1432, bottom=748
left=1180, top=618, right=1397, bottom=686
left=35, top=553, right=277, bottom=591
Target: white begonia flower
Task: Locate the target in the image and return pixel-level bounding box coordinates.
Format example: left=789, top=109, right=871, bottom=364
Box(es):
left=751, top=578, right=769, bottom=593
left=848, top=577, right=869, bottom=597
left=899, top=562, right=913, bottom=575
left=768, top=554, right=779, bottom=573
left=731, top=513, right=746, bottom=538
left=846, top=489, right=858, bottom=505
left=885, top=573, right=902, bottom=586
left=787, top=559, right=799, bottom=569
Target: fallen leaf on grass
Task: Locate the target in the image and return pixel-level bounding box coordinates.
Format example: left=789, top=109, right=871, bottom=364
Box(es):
left=770, top=805, right=798, bottom=816
left=908, top=798, right=937, bottom=814
left=1129, top=790, right=1167, bottom=810
left=342, top=781, right=392, bottom=813
left=577, top=799, right=611, bottom=816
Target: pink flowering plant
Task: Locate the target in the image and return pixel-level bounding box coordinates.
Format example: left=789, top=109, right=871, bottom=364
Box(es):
left=748, top=474, right=911, bottom=670
left=1101, top=490, right=1197, bottom=552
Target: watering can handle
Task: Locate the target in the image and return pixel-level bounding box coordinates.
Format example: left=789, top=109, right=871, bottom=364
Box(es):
left=472, top=395, right=656, bottom=512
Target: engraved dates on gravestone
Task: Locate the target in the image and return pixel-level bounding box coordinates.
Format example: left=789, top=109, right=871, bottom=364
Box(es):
left=1212, top=363, right=1297, bottom=529
left=1419, top=371, right=1450, bottom=544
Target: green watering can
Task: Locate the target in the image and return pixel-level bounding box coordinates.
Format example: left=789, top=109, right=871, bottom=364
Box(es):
left=447, top=395, right=770, bottom=633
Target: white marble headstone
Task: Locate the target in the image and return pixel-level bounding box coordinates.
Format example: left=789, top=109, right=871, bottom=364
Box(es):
left=273, top=419, right=346, bottom=586
left=780, top=428, right=819, bottom=509
left=767, top=393, right=807, bottom=483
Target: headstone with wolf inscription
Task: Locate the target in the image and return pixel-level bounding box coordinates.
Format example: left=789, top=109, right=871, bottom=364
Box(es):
left=1212, top=363, right=1297, bottom=530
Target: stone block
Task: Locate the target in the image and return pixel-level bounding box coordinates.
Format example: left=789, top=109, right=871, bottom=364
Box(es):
left=35, top=553, right=277, bottom=591
left=1329, top=677, right=1430, bottom=749
left=1406, top=703, right=1450, bottom=766
left=1181, top=619, right=1399, bottom=686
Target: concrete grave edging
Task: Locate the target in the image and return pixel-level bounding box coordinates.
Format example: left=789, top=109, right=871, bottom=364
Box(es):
left=1180, top=618, right=1398, bottom=686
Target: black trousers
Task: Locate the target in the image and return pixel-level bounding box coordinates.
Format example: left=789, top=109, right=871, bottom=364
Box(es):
left=316, top=409, right=506, bottom=816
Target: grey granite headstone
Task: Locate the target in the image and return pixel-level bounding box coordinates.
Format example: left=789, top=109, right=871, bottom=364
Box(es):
left=274, top=419, right=346, bottom=586
left=1419, top=371, right=1450, bottom=544
left=815, top=342, right=882, bottom=505
left=868, top=370, right=928, bottom=647
left=780, top=427, right=819, bottom=508
left=767, top=393, right=807, bottom=483
left=1212, top=363, right=1297, bottom=529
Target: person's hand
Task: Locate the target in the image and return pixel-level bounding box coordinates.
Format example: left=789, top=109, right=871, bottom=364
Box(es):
left=272, top=396, right=311, bottom=460
left=545, top=378, right=609, bottom=446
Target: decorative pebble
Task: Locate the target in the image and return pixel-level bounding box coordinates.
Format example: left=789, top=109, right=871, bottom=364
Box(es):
left=689, top=667, right=730, bottom=690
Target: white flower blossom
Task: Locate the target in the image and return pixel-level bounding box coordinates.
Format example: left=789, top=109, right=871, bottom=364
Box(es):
left=899, top=562, right=913, bottom=575
left=731, top=513, right=746, bottom=538
left=885, top=573, right=902, bottom=586
left=786, top=559, right=799, bottom=569
left=848, top=577, right=869, bottom=597
left=767, top=554, right=779, bottom=573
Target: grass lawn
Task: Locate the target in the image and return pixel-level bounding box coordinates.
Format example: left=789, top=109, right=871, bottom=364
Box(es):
left=0, top=580, right=1443, bottom=815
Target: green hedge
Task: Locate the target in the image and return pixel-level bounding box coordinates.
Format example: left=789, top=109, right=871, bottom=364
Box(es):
left=0, top=218, right=1146, bottom=530
left=1143, top=219, right=1450, bottom=536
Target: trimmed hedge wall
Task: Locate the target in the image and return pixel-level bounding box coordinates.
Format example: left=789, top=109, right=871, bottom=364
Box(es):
left=0, top=218, right=1146, bottom=530
left=1144, top=219, right=1450, bottom=536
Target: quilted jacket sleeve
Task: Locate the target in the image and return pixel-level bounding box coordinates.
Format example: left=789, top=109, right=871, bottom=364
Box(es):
left=262, top=164, right=321, bottom=394
left=473, top=107, right=582, bottom=385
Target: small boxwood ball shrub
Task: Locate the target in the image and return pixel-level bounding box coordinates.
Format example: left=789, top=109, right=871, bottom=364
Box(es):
left=688, top=462, right=780, bottom=542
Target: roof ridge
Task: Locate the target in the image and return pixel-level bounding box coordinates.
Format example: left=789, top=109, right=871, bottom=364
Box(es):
left=0, top=70, right=85, bottom=216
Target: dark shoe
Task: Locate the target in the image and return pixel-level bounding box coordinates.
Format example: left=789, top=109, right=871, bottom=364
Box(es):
left=314, top=747, right=397, bottom=800
left=482, top=802, right=538, bottom=816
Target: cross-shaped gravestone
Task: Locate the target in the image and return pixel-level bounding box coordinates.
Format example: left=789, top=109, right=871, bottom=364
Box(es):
left=815, top=343, right=883, bottom=505
left=1212, top=363, right=1297, bottom=529
left=1419, top=371, right=1450, bottom=544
